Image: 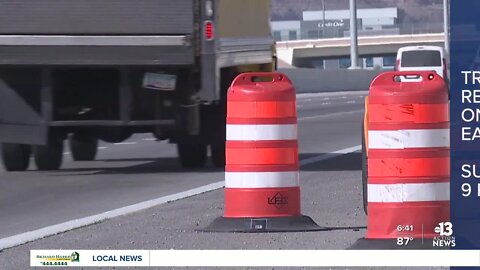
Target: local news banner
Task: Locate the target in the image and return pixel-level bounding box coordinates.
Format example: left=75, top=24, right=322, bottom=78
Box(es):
left=27, top=0, right=480, bottom=268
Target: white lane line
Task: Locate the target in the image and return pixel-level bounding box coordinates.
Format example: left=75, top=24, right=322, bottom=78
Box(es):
left=114, top=142, right=137, bottom=145
left=298, top=110, right=363, bottom=121
left=0, top=182, right=224, bottom=250
left=297, top=91, right=368, bottom=99
left=0, top=145, right=360, bottom=250
left=297, top=100, right=360, bottom=109
left=63, top=152, right=71, bottom=155
left=142, top=138, right=157, bottom=141
left=297, top=96, right=365, bottom=106
left=300, top=145, right=361, bottom=166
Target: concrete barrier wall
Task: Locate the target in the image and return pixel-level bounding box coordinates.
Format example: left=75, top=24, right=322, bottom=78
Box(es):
left=279, top=68, right=384, bottom=93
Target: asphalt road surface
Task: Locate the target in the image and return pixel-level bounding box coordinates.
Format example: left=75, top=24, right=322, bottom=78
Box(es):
left=0, top=91, right=437, bottom=269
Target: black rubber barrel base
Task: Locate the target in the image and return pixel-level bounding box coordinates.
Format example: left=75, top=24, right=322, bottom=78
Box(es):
left=349, top=238, right=450, bottom=250
left=200, top=215, right=323, bottom=233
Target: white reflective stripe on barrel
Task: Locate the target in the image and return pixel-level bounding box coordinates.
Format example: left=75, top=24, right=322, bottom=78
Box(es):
left=225, top=171, right=299, bottom=188
left=368, top=129, right=449, bottom=149
left=368, top=182, right=450, bottom=203
left=226, top=124, right=297, bottom=141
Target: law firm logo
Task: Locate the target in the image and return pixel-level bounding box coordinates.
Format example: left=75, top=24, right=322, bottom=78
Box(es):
left=33, top=251, right=81, bottom=266
left=71, top=252, right=80, bottom=262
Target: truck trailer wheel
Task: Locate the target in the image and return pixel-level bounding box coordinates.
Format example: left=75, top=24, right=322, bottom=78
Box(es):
left=177, top=141, right=207, bottom=169
left=1, top=143, right=31, bottom=171
left=34, top=136, right=64, bottom=171
left=70, top=133, right=98, bottom=161
left=362, top=122, right=368, bottom=215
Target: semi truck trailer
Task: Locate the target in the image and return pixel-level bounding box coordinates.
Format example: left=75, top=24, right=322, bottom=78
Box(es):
left=0, top=0, right=275, bottom=171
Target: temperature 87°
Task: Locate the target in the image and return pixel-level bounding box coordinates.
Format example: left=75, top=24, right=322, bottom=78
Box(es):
left=397, top=237, right=414, bottom=246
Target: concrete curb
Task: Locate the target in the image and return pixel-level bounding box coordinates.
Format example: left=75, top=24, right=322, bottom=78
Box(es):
left=279, top=68, right=382, bottom=93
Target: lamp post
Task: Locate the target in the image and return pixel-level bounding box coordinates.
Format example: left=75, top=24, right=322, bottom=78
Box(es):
left=349, top=0, right=360, bottom=69
left=443, top=0, right=450, bottom=57
left=322, top=0, right=326, bottom=38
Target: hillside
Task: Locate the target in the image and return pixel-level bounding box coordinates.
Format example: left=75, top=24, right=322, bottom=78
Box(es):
left=272, top=0, right=444, bottom=26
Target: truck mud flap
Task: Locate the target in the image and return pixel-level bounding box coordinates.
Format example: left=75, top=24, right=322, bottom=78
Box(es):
left=0, top=77, right=47, bottom=145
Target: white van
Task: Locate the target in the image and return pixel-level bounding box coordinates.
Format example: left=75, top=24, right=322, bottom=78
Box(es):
left=395, top=46, right=447, bottom=79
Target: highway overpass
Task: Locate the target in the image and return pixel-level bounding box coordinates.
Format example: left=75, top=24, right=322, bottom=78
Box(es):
left=276, top=33, right=445, bottom=67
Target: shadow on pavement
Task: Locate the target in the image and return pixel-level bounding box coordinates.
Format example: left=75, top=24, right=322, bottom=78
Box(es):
left=50, top=157, right=224, bottom=176
left=49, top=151, right=359, bottom=176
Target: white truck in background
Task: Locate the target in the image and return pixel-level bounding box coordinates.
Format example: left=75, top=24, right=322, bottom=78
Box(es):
left=395, top=46, right=447, bottom=79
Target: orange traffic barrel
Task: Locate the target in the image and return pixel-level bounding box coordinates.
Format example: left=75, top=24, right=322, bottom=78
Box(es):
left=204, top=72, right=320, bottom=232
left=366, top=71, right=450, bottom=242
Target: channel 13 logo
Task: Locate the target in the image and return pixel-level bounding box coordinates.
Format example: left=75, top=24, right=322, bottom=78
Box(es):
left=433, top=222, right=456, bottom=247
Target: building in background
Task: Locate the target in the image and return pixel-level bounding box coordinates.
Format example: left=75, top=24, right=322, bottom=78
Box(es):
left=300, top=19, right=354, bottom=39
left=303, top=8, right=398, bottom=38
left=271, top=7, right=399, bottom=69
left=272, top=7, right=398, bottom=42
left=271, top=20, right=301, bottom=41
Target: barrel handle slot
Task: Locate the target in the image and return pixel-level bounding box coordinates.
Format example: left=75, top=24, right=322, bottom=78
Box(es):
left=393, top=74, right=424, bottom=82
left=231, top=72, right=292, bottom=87
left=371, top=71, right=439, bottom=87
